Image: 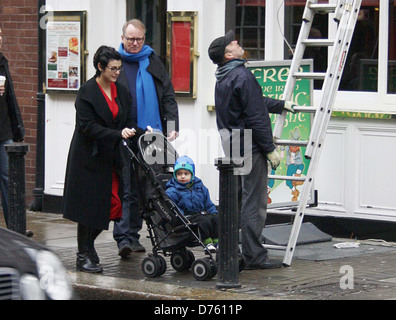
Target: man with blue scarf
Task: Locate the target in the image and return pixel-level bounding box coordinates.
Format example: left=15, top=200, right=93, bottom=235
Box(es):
left=115, top=19, right=179, bottom=257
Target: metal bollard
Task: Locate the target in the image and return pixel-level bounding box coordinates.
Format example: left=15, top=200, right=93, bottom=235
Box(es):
left=5, top=143, right=29, bottom=235
left=215, top=158, right=241, bottom=289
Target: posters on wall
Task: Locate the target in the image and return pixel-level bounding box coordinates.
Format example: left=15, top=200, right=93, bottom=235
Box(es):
left=45, top=13, right=85, bottom=91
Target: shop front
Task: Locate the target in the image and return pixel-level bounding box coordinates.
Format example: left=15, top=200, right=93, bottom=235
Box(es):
left=39, top=0, right=396, bottom=232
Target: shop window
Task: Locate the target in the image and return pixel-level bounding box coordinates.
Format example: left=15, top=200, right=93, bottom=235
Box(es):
left=227, top=1, right=382, bottom=93
left=126, top=0, right=167, bottom=63
left=284, top=1, right=379, bottom=92
left=339, top=2, right=379, bottom=92
left=227, top=0, right=265, bottom=60
left=284, top=1, right=328, bottom=89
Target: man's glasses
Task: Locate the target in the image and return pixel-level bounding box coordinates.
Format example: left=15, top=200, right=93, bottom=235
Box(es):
left=123, top=35, right=145, bottom=44
left=106, top=66, right=123, bottom=73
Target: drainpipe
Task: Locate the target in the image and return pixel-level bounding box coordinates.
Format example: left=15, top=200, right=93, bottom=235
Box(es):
left=30, top=0, right=46, bottom=211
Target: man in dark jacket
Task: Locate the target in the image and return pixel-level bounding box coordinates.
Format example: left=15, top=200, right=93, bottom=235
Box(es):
left=0, top=26, right=25, bottom=228
left=115, top=19, right=179, bottom=257
left=208, top=30, right=295, bottom=270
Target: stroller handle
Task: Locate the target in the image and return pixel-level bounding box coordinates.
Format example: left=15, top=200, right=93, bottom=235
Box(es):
left=122, top=139, right=135, bottom=157
left=122, top=138, right=158, bottom=186
left=122, top=139, right=142, bottom=166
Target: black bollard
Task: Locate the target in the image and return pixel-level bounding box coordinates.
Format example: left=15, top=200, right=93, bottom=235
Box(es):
left=215, top=158, right=241, bottom=289
left=5, top=143, right=29, bottom=235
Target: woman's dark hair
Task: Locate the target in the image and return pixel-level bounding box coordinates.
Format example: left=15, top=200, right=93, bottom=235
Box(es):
left=93, top=45, right=121, bottom=77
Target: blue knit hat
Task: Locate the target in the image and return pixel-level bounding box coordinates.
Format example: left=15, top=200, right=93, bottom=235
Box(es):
left=174, top=156, right=195, bottom=181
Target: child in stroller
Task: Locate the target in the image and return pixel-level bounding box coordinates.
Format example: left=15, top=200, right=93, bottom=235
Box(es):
left=123, top=132, right=218, bottom=280
left=166, top=156, right=219, bottom=253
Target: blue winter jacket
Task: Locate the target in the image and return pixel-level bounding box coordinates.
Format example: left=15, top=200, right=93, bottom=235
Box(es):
left=166, top=177, right=217, bottom=216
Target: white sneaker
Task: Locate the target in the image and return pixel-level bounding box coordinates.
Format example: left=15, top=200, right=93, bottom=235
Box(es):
left=206, top=243, right=217, bottom=253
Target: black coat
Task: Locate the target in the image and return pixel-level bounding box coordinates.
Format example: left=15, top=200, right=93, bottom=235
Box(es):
left=215, top=64, right=284, bottom=156
left=117, top=53, right=179, bottom=135
left=0, top=53, right=25, bottom=142
left=62, top=77, right=141, bottom=230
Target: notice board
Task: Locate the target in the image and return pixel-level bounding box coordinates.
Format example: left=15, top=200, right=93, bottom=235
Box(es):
left=246, top=59, right=314, bottom=208
left=45, top=11, right=87, bottom=92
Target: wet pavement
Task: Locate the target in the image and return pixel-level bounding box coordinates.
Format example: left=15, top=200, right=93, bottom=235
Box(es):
left=3, top=211, right=396, bottom=300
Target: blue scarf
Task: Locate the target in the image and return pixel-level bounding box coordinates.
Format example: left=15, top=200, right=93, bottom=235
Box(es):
left=118, top=44, right=162, bottom=131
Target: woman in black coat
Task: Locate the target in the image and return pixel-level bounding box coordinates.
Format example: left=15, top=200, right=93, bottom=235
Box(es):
left=63, top=46, right=143, bottom=273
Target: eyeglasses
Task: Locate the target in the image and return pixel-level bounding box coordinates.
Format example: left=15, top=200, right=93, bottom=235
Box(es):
left=106, top=66, right=123, bottom=73
left=123, top=35, right=145, bottom=44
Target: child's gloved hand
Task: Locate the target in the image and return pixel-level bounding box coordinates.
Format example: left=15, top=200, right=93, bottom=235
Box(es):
left=284, top=101, right=297, bottom=114
left=266, top=150, right=282, bottom=170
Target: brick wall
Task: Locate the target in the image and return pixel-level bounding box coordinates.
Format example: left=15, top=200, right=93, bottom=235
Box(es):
left=0, top=0, right=38, bottom=206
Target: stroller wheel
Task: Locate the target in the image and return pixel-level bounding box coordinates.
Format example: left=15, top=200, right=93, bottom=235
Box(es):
left=142, top=256, right=161, bottom=278
left=208, top=258, right=218, bottom=278
left=191, top=258, right=216, bottom=281
left=170, top=249, right=191, bottom=272
left=239, top=252, right=246, bottom=272
left=156, top=255, right=167, bottom=276
left=186, top=249, right=195, bottom=265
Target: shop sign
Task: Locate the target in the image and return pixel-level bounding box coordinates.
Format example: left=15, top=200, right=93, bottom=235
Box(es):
left=246, top=60, right=315, bottom=207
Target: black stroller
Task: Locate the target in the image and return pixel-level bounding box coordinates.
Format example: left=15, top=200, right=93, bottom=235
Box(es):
left=123, top=132, right=217, bottom=281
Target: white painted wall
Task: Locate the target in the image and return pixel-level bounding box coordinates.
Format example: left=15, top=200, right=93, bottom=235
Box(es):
left=167, top=0, right=226, bottom=203
left=309, top=117, right=396, bottom=222
left=44, top=0, right=126, bottom=196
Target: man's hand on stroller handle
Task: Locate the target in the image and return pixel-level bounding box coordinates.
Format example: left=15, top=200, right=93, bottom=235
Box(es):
left=121, top=127, right=136, bottom=139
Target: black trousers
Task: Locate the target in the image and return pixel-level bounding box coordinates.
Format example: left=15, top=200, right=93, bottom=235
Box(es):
left=77, top=223, right=102, bottom=256
left=189, top=213, right=218, bottom=242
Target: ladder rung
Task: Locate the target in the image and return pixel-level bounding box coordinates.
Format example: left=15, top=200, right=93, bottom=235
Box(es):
left=334, top=0, right=347, bottom=22
left=302, top=39, right=334, bottom=47
left=307, top=3, right=337, bottom=13
left=267, top=209, right=296, bottom=215
left=293, top=106, right=317, bottom=113
left=293, top=72, right=326, bottom=80
left=262, top=244, right=287, bottom=251
left=268, top=175, right=306, bottom=182
left=274, top=139, right=308, bottom=147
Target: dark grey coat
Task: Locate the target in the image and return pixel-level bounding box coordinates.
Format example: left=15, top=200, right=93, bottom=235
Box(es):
left=62, top=77, right=141, bottom=230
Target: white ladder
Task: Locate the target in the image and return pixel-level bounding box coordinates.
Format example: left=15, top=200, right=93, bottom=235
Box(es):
left=267, top=0, right=362, bottom=266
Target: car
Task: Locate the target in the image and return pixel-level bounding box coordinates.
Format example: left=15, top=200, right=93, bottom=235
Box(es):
left=0, top=226, right=73, bottom=300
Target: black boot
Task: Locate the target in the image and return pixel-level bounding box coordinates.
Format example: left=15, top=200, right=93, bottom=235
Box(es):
left=88, top=228, right=102, bottom=265
left=89, top=248, right=100, bottom=265
left=76, top=253, right=103, bottom=273
left=77, top=224, right=103, bottom=273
